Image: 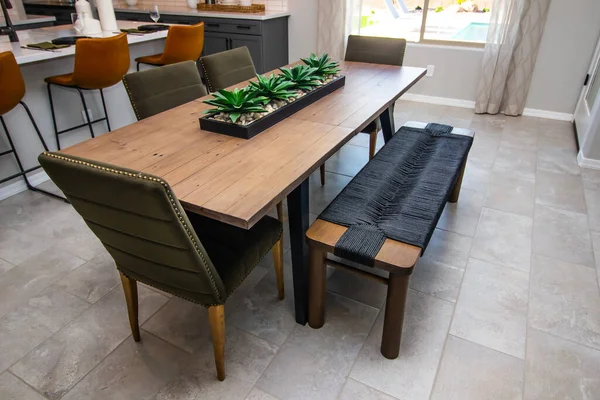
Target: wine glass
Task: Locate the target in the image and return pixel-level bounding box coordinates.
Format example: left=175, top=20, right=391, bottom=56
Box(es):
left=149, top=5, right=160, bottom=23
left=71, top=13, right=85, bottom=34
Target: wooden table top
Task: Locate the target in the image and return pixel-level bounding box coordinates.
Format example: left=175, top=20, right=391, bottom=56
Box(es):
left=62, top=62, right=426, bottom=229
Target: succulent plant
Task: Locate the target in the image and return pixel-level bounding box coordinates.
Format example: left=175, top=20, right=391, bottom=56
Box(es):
left=248, top=74, right=297, bottom=102
left=279, top=65, right=324, bottom=91
left=203, top=87, right=268, bottom=124
left=301, top=53, right=341, bottom=77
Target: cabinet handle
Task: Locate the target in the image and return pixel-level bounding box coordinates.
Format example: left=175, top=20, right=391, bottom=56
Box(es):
left=236, top=25, right=251, bottom=30
left=207, top=23, right=220, bottom=28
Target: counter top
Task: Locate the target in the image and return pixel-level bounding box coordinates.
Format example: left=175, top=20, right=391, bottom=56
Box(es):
left=22, top=0, right=290, bottom=20
left=1, top=20, right=170, bottom=65
left=1, top=14, right=56, bottom=27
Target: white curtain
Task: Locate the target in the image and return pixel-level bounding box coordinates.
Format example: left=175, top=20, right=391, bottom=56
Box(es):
left=475, top=0, right=551, bottom=115
left=317, top=0, right=359, bottom=60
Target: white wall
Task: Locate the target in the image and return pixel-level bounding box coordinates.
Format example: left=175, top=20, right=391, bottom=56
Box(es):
left=288, top=0, right=600, bottom=115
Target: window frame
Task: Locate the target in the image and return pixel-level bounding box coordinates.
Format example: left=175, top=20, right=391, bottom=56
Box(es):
left=357, top=0, right=487, bottom=48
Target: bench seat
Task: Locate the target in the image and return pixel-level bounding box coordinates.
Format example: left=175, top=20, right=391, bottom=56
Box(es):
left=306, top=121, right=474, bottom=359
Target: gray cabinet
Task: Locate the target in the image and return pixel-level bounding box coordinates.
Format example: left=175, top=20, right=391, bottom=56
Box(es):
left=112, top=11, right=288, bottom=74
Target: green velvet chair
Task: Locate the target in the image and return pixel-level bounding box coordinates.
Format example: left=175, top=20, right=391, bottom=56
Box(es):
left=38, top=151, right=285, bottom=382
left=320, top=35, right=407, bottom=185
left=123, top=61, right=208, bottom=121
left=199, top=46, right=257, bottom=92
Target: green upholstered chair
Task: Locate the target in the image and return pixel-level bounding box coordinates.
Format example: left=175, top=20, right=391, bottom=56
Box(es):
left=199, top=46, right=257, bottom=92
left=123, top=61, right=208, bottom=121
left=319, top=35, right=407, bottom=185
left=38, top=151, right=285, bottom=382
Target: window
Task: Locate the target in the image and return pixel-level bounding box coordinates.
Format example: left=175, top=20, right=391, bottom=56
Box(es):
left=352, top=0, right=493, bottom=46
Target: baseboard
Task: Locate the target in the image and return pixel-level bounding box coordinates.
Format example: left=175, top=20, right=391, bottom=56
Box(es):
left=522, top=108, right=574, bottom=121
left=402, top=93, right=574, bottom=121
left=0, top=170, right=50, bottom=201
left=577, top=152, right=600, bottom=170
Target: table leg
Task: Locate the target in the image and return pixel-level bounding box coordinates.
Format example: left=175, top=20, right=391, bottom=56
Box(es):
left=380, top=105, right=396, bottom=143
left=287, top=178, right=310, bottom=325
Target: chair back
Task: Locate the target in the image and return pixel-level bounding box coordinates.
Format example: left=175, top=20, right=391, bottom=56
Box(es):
left=38, top=152, right=227, bottom=305
left=199, top=46, right=256, bottom=92
left=73, top=33, right=130, bottom=89
left=161, top=22, right=205, bottom=65
left=0, top=51, right=25, bottom=115
left=345, top=35, right=407, bottom=66
left=123, top=61, right=207, bottom=120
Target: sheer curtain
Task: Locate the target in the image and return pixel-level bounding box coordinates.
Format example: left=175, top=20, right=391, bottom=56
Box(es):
left=475, top=0, right=551, bottom=115
left=317, top=0, right=359, bottom=60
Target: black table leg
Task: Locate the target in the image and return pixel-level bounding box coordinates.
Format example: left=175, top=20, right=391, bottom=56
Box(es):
left=287, top=178, right=310, bottom=325
left=380, top=105, right=396, bottom=143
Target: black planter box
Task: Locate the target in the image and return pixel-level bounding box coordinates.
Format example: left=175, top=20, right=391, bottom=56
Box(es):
left=199, top=75, right=346, bottom=139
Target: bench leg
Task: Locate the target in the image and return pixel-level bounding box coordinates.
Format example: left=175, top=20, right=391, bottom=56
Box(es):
left=448, top=160, right=467, bottom=203
left=381, top=273, right=410, bottom=359
left=308, top=247, right=327, bottom=329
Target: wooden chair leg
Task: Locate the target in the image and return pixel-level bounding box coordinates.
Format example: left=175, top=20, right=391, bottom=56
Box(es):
left=276, top=201, right=284, bottom=223
left=208, top=305, right=226, bottom=381
left=380, top=273, right=410, bottom=359
left=448, top=160, right=466, bottom=203
left=369, top=129, right=378, bottom=160
left=320, top=164, right=326, bottom=186
left=272, top=237, right=285, bottom=300
left=119, top=272, right=140, bottom=342
left=308, top=247, right=327, bottom=329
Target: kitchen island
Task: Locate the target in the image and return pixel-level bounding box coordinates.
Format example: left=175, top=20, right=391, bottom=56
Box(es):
left=0, top=21, right=171, bottom=194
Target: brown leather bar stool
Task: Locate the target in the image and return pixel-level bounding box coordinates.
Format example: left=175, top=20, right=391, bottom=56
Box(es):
left=135, top=22, right=204, bottom=71
left=0, top=51, right=66, bottom=201
left=45, top=33, right=130, bottom=149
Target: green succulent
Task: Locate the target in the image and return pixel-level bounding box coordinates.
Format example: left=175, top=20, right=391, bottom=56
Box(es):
left=248, top=74, right=297, bottom=102
left=279, top=65, right=324, bottom=91
left=203, top=87, right=268, bottom=124
left=301, top=53, right=341, bottom=77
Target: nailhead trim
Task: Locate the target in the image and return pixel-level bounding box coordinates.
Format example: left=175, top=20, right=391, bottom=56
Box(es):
left=199, top=58, right=214, bottom=93
left=122, top=79, right=141, bottom=121
left=43, top=152, right=224, bottom=304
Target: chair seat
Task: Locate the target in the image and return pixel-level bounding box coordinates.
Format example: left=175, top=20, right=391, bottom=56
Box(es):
left=186, top=211, right=282, bottom=295
left=44, top=73, right=77, bottom=87
left=136, top=53, right=165, bottom=66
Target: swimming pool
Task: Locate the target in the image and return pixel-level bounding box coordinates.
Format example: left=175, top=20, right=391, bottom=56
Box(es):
left=453, top=22, right=490, bottom=42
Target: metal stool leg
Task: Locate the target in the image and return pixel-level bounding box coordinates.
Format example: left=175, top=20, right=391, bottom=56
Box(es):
left=0, top=115, right=67, bottom=202
left=99, top=88, right=111, bottom=132
left=76, top=88, right=95, bottom=139
left=46, top=83, right=61, bottom=150
left=19, top=101, right=49, bottom=151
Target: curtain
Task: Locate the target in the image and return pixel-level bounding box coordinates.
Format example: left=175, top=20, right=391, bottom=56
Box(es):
left=475, top=0, right=551, bottom=116
left=317, top=0, right=359, bottom=60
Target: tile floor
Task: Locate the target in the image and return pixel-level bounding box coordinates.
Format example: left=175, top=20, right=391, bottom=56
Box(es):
left=1, top=100, right=599, bottom=400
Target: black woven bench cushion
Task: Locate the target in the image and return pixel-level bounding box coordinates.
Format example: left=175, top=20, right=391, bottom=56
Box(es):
left=319, top=123, right=473, bottom=267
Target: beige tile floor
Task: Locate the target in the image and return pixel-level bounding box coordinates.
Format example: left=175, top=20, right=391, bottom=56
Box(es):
left=1, top=101, right=600, bottom=399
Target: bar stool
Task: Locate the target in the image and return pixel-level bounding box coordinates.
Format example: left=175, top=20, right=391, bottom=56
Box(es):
left=0, top=51, right=66, bottom=201
left=135, top=22, right=204, bottom=71
left=45, top=33, right=130, bottom=150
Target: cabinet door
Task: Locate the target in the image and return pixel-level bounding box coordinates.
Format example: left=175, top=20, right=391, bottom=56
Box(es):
left=229, top=34, right=264, bottom=73
left=204, top=32, right=230, bottom=56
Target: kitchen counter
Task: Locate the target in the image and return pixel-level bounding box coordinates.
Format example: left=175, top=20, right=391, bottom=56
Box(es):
left=22, top=0, right=290, bottom=20
left=2, top=20, right=171, bottom=64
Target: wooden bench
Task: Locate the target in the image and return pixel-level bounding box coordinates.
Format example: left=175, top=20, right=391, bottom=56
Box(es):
left=306, top=121, right=474, bottom=359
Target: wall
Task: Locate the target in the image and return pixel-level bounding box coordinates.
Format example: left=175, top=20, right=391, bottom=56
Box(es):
left=526, top=0, right=600, bottom=114
left=287, top=0, right=600, bottom=116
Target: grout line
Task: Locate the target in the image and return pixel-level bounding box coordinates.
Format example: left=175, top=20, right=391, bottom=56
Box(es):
left=8, top=370, right=51, bottom=400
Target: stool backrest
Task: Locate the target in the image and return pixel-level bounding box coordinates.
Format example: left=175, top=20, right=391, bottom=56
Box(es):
left=123, top=61, right=207, bottom=120
left=73, top=33, right=130, bottom=89
left=345, top=35, right=407, bottom=66
left=38, top=152, right=227, bottom=305
left=161, top=22, right=205, bottom=65
left=0, top=51, right=25, bottom=115
left=199, top=46, right=256, bottom=92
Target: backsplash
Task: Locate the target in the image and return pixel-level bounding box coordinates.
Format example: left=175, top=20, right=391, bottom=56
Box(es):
left=111, top=0, right=287, bottom=11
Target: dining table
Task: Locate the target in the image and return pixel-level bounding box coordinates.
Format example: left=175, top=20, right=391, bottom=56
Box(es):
left=61, top=61, right=427, bottom=325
